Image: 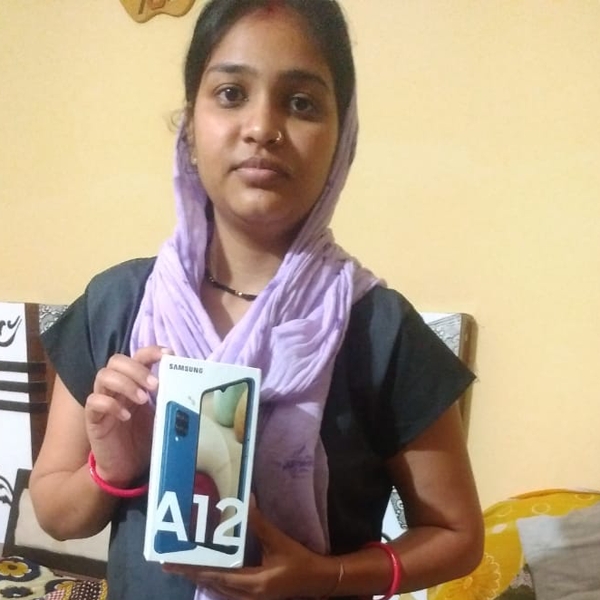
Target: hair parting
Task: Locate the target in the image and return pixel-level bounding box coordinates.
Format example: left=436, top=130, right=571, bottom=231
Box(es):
left=183, top=0, right=355, bottom=126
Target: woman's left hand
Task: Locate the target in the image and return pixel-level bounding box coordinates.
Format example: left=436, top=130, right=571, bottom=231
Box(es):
left=163, top=503, right=339, bottom=600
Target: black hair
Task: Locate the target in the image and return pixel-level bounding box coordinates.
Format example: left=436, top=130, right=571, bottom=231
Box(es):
left=183, top=0, right=355, bottom=125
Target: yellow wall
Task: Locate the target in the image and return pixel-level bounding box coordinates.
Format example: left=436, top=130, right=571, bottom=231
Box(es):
left=2, top=1, right=599, bottom=509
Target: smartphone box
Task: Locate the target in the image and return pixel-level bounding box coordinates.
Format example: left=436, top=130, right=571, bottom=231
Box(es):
left=144, top=355, right=261, bottom=568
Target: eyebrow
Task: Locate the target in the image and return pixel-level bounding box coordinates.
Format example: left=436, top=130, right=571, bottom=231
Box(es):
left=205, top=62, right=330, bottom=90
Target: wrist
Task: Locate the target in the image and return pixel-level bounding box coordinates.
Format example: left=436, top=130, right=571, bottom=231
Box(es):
left=363, top=542, right=402, bottom=600
left=93, top=464, right=132, bottom=488
left=319, top=555, right=344, bottom=598
left=321, top=543, right=402, bottom=598
left=88, top=452, right=148, bottom=498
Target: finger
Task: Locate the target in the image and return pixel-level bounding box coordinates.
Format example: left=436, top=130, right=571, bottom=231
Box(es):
left=248, top=504, right=282, bottom=552
left=163, top=564, right=261, bottom=578
left=93, top=346, right=172, bottom=398
left=163, top=564, right=263, bottom=591
left=94, top=365, right=152, bottom=406
left=209, top=582, right=256, bottom=600
left=86, top=392, right=132, bottom=424
left=196, top=571, right=262, bottom=595
left=131, top=345, right=173, bottom=367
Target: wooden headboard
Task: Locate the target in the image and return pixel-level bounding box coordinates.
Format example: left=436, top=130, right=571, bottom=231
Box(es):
left=0, top=303, right=66, bottom=462
left=1, top=302, right=66, bottom=544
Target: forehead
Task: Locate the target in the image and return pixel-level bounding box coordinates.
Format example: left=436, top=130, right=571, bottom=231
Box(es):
left=204, top=7, right=333, bottom=83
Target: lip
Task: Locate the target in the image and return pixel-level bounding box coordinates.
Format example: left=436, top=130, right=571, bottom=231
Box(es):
left=235, top=156, right=290, bottom=176
left=233, top=156, right=291, bottom=186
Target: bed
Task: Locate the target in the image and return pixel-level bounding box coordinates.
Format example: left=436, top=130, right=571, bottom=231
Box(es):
left=1, top=302, right=108, bottom=599
left=0, top=469, right=108, bottom=600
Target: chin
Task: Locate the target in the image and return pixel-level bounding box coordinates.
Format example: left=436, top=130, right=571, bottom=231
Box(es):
left=213, top=186, right=312, bottom=240
left=234, top=207, right=301, bottom=241
left=235, top=191, right=294, bottom=221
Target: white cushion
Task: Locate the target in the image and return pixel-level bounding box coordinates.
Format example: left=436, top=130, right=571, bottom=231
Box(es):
left=517, top=501, right=600, bottom=600
left=15, top=488, right=109, bottom=562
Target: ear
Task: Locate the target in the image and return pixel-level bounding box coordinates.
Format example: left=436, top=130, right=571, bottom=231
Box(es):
left=184, top=104, right=197, bottom=166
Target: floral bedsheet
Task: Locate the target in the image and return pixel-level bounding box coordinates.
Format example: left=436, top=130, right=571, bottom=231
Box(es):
left=0, top=556, right=106, bottom=600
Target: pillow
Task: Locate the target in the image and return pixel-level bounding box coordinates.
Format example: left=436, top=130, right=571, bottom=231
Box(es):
left=426, top=489, right=600, bottom=600
left=4, top=469, right=109, bottom=579
left=517, top=501, right=600, bottom=600
left=496, top=564, right=535, bottom=600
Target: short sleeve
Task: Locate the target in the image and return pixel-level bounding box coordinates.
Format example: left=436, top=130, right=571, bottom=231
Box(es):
left=381, top=303, right=475, bottom=452
left=344, top=287, right=475, bottom=458
left=41, top=258, right=156, bottom=406
left=42, top=293, right=97, bottom=406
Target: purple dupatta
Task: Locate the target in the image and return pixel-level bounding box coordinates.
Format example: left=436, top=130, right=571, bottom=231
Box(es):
left=130, top=93, right=379, bottom=599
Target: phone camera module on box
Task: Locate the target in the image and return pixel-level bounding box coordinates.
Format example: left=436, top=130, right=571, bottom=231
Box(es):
left=175, top=409, right=189, bottom=437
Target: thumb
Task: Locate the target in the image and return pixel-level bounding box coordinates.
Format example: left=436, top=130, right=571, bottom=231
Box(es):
left=248, top=503, right=284, bottom=553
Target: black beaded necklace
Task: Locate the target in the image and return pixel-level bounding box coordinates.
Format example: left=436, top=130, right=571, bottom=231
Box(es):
left=205, top=268, right=258, bottom=302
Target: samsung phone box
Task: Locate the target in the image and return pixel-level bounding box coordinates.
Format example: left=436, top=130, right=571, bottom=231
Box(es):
left=144, top=356, right=261, bottom=567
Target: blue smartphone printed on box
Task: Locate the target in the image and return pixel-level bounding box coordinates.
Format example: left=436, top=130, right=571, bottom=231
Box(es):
left=193, top=378, right=255, bottom=554
left=154, top=401, right=200, bottom=554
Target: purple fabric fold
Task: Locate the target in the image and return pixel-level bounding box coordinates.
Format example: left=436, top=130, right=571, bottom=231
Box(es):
left=129, top=93, right=380, bottom=599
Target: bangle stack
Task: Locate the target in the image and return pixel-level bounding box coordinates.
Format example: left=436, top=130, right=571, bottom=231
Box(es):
left=88, top=452, right=148, bottom=498
left=364, top=541, right=402, bottom=600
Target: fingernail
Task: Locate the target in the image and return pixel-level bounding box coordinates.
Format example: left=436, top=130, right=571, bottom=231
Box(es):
left=147, top=375, right=159, bottom=388
left=161, top=347, right=174, bottom=355
left=137, top=389, right=149, bottom=403
left=120, top=408, right=131, bottom=421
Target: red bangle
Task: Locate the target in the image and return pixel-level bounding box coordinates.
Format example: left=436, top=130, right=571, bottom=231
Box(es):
left=88, top=452, right=149, bottom=498
left=363, top=541, right=402, bottom=600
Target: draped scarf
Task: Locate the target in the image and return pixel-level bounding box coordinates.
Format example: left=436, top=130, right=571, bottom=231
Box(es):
left=129, top=93, right=379, bottom=598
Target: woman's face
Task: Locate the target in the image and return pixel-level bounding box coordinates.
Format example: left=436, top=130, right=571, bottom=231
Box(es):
left=192, top=6, right=339, bottom=244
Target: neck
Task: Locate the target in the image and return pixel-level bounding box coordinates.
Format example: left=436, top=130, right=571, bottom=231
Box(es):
left=207, top=218, right=292, bottom=296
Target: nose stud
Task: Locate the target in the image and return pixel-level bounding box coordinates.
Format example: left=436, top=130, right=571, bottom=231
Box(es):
left=272, top=130, right=284, bottom=145
left=245, top=126, right=284, bottom=146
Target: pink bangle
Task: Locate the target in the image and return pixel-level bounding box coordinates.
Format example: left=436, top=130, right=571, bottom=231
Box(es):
left=88, top=452, right=148, bottom=498
left=363, top=541, right=402, bottom=600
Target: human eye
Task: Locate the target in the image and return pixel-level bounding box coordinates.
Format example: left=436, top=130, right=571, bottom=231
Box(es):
left=289, top=94, right=319, bottom=118
left=215, top=85, right=246, bottom=107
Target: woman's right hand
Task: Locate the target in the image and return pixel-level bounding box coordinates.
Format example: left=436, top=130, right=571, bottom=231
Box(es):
left=85, top=345, right=170, bottom=487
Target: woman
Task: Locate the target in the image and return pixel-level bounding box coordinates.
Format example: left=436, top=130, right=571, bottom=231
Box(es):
left=30, top=1, right=483, bottom=599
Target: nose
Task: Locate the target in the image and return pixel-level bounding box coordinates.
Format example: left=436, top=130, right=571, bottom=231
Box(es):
left=242, top=98, right=284, bottom=147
